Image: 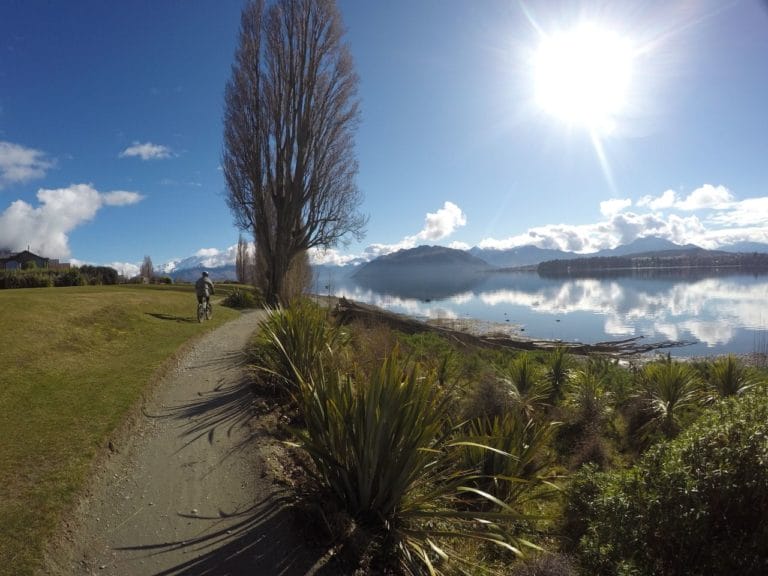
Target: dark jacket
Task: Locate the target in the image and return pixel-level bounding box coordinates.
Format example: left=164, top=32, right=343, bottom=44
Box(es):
left=195, top=276, right=214, bottom=297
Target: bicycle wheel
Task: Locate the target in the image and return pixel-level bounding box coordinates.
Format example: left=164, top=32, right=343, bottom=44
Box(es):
left=197, top=301, right=205, bottom=323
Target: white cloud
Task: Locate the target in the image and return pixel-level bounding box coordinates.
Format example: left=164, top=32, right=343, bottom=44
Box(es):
left=309, top=247, right=361, bottom=266
left=448, top=240, right=471, bottom=250
left=102, top=191, right=144, bottom=206
left=637, top=184, right=733, bottom=212
left=675, top=184, right=733, bottom=211
left=707, top=197, right=768, bottom=227
left=0, top=141, right=54, bottom=188
left=478, top=210, right=708, bottom=253
left=195, top=247, right=222, bottom=258
left=193, top=246, right=238, bottom=268
left=112, top=262, right=141, bottom=278
left=600, top=198, right=632, bottom=217
left=70, top=258, right=140, bottom=278
left=476, top=183, right=768, bottom=254
left=119, top=142, right=172, bottom=160
left=415, top=201, right=466, bottom=241
left=638, top=188, right=677, bottom=210
left=358, top=201, right=468, bottom=258
left=0, top=183, right=144, bottom=258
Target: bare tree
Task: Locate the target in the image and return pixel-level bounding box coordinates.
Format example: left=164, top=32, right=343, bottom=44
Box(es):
left=236, top=234, right=249, bottom=284
left=140, top=255, right=154, bottom=282
left=223, top=0, right=366, bottom=306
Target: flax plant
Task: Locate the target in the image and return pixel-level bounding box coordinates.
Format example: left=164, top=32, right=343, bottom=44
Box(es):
left=498, top=353, right=552, bottom=420
left=291, top=351, right=545, bottom=574
left=461, top=410, right=559, bottom=507
left=704, top=354, right=757, bottom=401
left=565, top=363, right=614, bottom=426
left=545, top=346, right=572, bottom=404
left=638, top=356, right=701, bottom=438
left=252, top=300, right=344, bottom=395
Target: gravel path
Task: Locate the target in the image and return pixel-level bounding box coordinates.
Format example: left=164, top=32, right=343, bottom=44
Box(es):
left=51, top=310, right=321, bottom=576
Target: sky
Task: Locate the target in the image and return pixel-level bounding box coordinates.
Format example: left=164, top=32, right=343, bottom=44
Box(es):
left=1, top=0, right=768, bottom=276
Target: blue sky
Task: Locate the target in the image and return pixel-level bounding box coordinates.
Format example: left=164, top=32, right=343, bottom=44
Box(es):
left=1, top=0, right=767, bottom=275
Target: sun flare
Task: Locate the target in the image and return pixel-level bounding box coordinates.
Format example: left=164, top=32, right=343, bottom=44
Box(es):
left=534, top=23, right=634, bottom=134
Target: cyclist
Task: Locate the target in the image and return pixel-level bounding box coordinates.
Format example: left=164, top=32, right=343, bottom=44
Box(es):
left=195, top=271, right=215, bottom=310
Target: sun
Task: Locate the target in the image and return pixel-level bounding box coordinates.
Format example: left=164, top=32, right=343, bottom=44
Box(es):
left=533, top=23, right=634, bottom=134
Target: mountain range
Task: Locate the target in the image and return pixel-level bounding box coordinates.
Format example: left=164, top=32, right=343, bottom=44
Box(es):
left=158, top=236, right=768, bottom=281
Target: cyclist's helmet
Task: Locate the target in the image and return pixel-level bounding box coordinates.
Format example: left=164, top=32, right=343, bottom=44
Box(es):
left=202, top=271, right=209, bottom=277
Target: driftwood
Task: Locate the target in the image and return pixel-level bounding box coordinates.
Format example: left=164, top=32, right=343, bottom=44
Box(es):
left=332, top=297, right=693, bottom=357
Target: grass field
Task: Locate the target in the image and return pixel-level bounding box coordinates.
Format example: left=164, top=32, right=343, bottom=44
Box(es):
left=0, top=284, right=241, bottom=576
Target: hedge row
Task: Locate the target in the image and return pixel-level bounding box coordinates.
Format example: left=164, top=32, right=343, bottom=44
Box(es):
left=0, top=266, right=119, bottom=289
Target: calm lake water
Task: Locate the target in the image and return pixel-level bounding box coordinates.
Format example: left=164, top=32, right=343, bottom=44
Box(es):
left=317, top=269, right=768, bottom=357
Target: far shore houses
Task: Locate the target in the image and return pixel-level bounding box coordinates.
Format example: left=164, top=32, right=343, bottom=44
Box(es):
left=0, top=250, right=70, bottom=271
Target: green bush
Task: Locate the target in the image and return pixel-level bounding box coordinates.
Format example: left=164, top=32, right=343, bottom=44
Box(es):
left=250, top=300, right=342, bottom=396
left=0, top=270, right=54, bottom=289
left=703, top=354, right=757, bottom=400
left=461, top=410, right=559, bottom=506
left=222, top=287, right=257, bottom=309
left=567, top=386, right=768, bottom=576
left=54, top=268, right=84, bottom=287
left=292, top=351, right=543, bottom=574
left=78, top=265, right=118, bottom=285
left=498, top=352, right=552, bottom=419
left=636, top=356, right=701, bottom=439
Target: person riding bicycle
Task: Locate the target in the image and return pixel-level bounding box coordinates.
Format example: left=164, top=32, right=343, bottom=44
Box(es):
left=195, top=271, right=215, bottom=307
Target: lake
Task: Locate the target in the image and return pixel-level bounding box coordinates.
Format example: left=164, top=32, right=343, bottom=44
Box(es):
left=315, top=268, right=768, bottom=357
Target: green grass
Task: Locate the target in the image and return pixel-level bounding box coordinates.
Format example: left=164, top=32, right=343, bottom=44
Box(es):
left=0, top=284, right=239, bottom=576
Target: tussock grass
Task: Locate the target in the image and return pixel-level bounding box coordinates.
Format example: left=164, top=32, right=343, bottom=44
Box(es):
left=0, top=285, right=238, bottom=576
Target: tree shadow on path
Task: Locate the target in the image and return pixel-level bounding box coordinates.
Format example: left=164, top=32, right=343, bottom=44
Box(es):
left=126, top=344, right=335, bottom=574
left=116, top=494, right=326, bottom=576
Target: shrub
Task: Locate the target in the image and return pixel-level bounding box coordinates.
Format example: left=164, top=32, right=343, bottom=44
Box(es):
left=568, top=387, right=768, bottom=576
left=498, top=352, right=552, bottom=419
left=545, top=347, right=572, bottom=404
left=250, top=300, right=342, bottom=396
left=510, top=553, right=577, bottom=576
left=54, top=268, right=84, bottom=287
left=292, top=351, right=547, bottom=574
left=461, top=410, right=559, bottom=506
left=557, top=360, right=616, bottom=469
left=703, top=354, right=757, bottom=400
left=222, top=287, right=257, bottom=309
left=636, top=356, right=701, bottom=439
left=0, top=270, right=54, bottom=289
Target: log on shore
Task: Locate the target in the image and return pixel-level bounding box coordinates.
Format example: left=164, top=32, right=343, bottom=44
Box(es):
left=332, top=297, right=693, bottom=357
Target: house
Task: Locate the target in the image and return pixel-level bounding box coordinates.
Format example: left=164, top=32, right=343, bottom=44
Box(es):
left=0, top=250, right=70, bottom=271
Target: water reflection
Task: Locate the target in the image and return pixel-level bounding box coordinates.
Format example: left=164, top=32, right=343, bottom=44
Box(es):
left=324, top=270, right=768, bottom=355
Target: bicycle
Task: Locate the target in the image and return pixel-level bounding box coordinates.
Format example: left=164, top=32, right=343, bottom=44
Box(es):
left=197, top=296, right=213, bottom=323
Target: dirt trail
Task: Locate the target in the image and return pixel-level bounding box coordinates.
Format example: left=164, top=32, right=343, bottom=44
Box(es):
left=51, top=310, right=321, bottom=576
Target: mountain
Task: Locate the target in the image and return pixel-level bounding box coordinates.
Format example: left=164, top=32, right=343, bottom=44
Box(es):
left=354, top=245, right=491, bottom=277
left=594, top=237, right=702, bottom=257
left=538, top=246, right=768, bottom=277
left=352, top=245, right=491, bottom=300
left=718, top=241, right=768, bottom=254
left=469, top=245, right=575, bottom=268
left=167, top=265, right=237, bottom=282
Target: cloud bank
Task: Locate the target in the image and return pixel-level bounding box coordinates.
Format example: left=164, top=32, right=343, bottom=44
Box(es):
left=0, top=184, right=143, bottom=258
left=480, top=184, right=768, bottom=252
left=200, top=184, right=768, bottom=271
left=0, top=141, right=54, bottom=188
left=119, top=141, right=172, bottom=160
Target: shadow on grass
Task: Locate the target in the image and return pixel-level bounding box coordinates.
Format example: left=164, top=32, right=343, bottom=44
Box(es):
left=146, top=312, right=197, bottom=323
left=116, top=494, right=327, bottom=576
